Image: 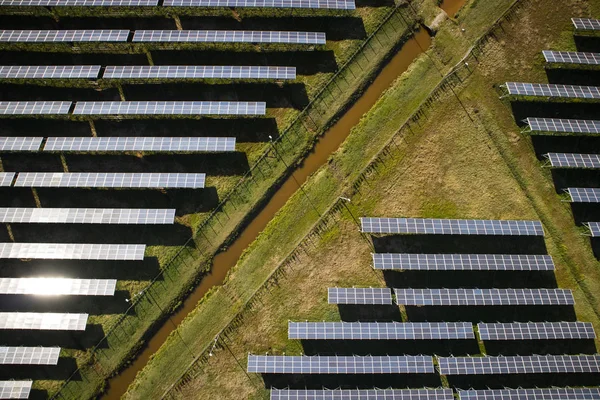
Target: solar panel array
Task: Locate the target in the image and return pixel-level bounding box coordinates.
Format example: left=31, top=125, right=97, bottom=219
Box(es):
left=0, top=30, right=130, bottom=42
left=547, top=153, right=600, bottom=168
left=0, top=207, right=176, bottom=224
left=327, top=287, right=392, bottom=305
left=0, top=0, right=159, bottom=5
left=437, top=355, right=600, bottom=375
left=132, top=30, right=326, bottom=45
left=0, top=173, right=15, bottom=187
left=0, top=137, right=43, bottom=151
left=458, top=388, right=600, bottom=400
left=505, top=82, right=600, bottom=99
left=567, top=187, right=600, bottom=203
left=478, top=322, right=596, bottom=341
left=572, top=17, right=600, bottom=31
left=394, top=288, right=575, bottom=306
left=360, top=218, right=544, bottom=236
left=72, top=101, right=265, bottom=115
left=104, top=65, right=296, bottom=80
left=587, top=222, right=600, bottom=237
left=0, top=347, right=60, bottom=365
left=0, top=243, right=145, bottom=260
left=0, top=278, right=117, bottom=296
left=527, top=117, right=600, bottom=134
left=44, top=137, right=235, bottom=152
left=0, top=101, right=71, bottom=115
left=0, top=65, right=101, bottom=79
left=543, top=50, right=600, bottom=65
left=15, top=172, right=205, bottom=188
left=0, top=381, right=31, bottom=399
left=163, top=0, right=355, bottom=9
left=270, top=389, right=454, bottom=400
left=288, top=322, right=475, bottom=340
left=247, top=355, right=434, bottom=374
left=372, top=253, right=555, bottom=271
left=0, top=312, right=88, bottom=331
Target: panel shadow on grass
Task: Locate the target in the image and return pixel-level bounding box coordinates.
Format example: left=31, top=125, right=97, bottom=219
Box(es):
left=405, top=305, right=577, bottom=323
left=179, top=16, right=367, bottom=41
left=262, top=373, right=441, bottom=390
left=589, top=238, right=600, bottom=260
left=0, top=119, right=91, bottom=137
left=550, top=169, right=600, bottom=192
left=300, top=339, right=480, bottom=357
left=531, top=135, right=600, bottom=157
left=0, top=357, right=80, bottom=381
left=484, top=339, right=598, bottom=356
left=0, top=84, right=120, bottom=101
left=10, top=223, right=192, bottom=245
left=545, top=67, right=600, bottom=86
left=574, top=35, right=600, bottom=52
left=150, top=50, right=338, bottom=75
left=58, top=16, right=176, bottom=30
left=371, top=234, right=548, bottom=255
left=0, top=189, right=36, bottom=207
left=570, top=203, right=600, bottom=225
left=63, top=153, right=250, bottom=175
left=0, top=258, right=161, bottom=280
left=94, top=118, right=278, bottom=142
left=0, top=291, right=131, bottom=315
left=382, top=271, right=558, bottom=289
left=0, top=324, right=106, bottom=349
left=446, top=372, right=600, bottom=390
left=29, top=390, right=49, bottom=400
left=36, top=187, right=219, bottom=215
left=0, top=225, right=10, bottom=242
left=0, top=15, right=58, bottom=30
left=2, top=153, right=64, bottom=172
left=122, top=82, right=309, bottom=109
left=510, top=100, right=600, bottom=122
left=355, top=0, right=395, bottom=7
left=337, top=304, right=402, bottom=322
left=0, top=51, right=149, bottom=66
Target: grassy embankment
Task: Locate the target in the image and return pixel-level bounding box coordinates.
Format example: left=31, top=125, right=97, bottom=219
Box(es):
left=118, top=0, right=593, bottom=398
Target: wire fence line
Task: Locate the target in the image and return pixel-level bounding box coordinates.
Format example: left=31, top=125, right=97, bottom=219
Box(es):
left=51, top=3, right=418, bottom=399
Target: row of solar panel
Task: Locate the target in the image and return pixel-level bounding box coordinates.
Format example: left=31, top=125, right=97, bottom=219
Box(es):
left=0, top=30, right=326, bottom=44
left=0, top=137, right=236, bottom=152
left=372, top=253, right=555, bottom=270
left=0, top=208, right=175, bottom=224
left=0, top=243, right=145, bottom=260
left=0, top=0, right=356, bottom=9
left=0, top=65, right=296, bottom=80
left=0, top=172, right=205, bottom=188
left=327, top=287, right=575, bottom=305
left=288, top=321, right=596, bottom=340
left=0, top=277, right=116, bottom=295
left=247, top=354, right=600, bottom=374
left=505, top=82, right=600, bottom=100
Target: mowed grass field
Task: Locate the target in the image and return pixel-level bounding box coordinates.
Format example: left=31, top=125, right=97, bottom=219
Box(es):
left=128, top=0, right=600, bottom=398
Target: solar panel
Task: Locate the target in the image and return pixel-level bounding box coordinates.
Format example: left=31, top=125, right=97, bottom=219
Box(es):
left=103, top=65, right=296, bottom=80
left=163, top=0, right=355, bottom=8
left=0, top=347, right=60, bottom=365
left=0, top=65, right=101, bottom=79
left=0, top=278, right=117, bottom=296
left=458, top=388, right=600, bottom=400
left=247, top=355, right=434, bottom=374
left=44, top=137, right=235, bottom=152
left=567, top=187, right=600, bottom=203
left=132, top=30, right=326, bottom=45
left=478, top=322, right=596, bottom=340
left=394, top=288, right=575, bottom=306
left=360, top=218, right=544, bottom=236
left=527, top=117, right=600, bottom=134
left=72, top=101, right=265, bottom=115
left=0, top=243, right=145, bottom=260
left=288, top=322, right=474, bottom=340
left=0, top=381, right=31, bottom=399
left=572, top=18, right=600, bottom=31
left=0, top=30, right=130, bottom=43
left=327, top=287, right=393, bottom=305
left=0, top=0, right=158, bottom=5
left=0, top=101, right=71, bottom=115
left=0, top=207, right=175, bottom=224
left=0, top=312, right=88, bottom=331
left=0, top=137, right=43, bottom=152
left=547, top=153, right=600, bottom=168
left=543, top=50, right=600, bottom=65
left=14, top=172, right=205, bottom=188
left=0, top=173, right=15, bottom=187
left=437, top=354, right=600, bottom=375
left=372, top=253, right=555, bottom=271
left=505, top=82, right=600, bottom=99
left=586, top=222, right=600, bottom=237
left=271, top=389, right=454, bottom=400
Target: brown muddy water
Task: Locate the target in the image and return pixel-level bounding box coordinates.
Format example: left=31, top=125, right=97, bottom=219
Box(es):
left=103, top=28, right=432, bottom=399
left=441, top=0, right=467, bottom=18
